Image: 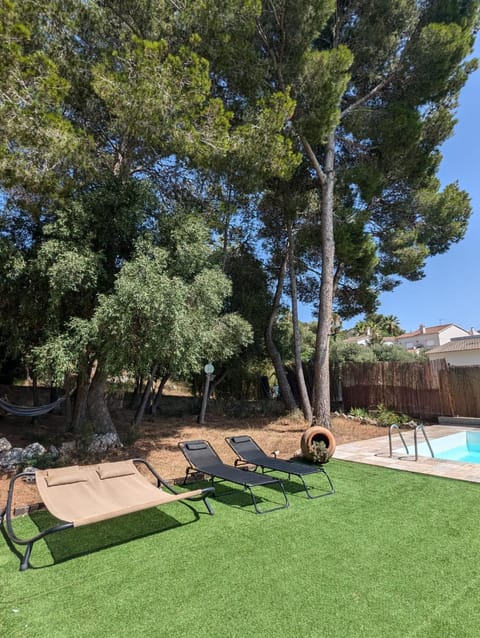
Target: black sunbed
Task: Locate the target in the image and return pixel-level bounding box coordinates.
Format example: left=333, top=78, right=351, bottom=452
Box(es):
left=178, top=440, right=289, bottom=514
left=225, top=435, right=335, bottom=499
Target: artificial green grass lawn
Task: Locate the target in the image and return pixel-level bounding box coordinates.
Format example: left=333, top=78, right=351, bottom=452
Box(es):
left=2, top=460, right=480, bottom=638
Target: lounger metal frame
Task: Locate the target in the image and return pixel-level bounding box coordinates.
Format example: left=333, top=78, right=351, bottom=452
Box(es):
left=178, top=440, right=289, bottom=514
left=225, top=435, right=335, bottom=499
left=1, top=458, right=214, bottom=571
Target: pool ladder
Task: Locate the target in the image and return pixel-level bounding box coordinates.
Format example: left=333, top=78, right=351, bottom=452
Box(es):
left=388, top=423, right=434, bottom=461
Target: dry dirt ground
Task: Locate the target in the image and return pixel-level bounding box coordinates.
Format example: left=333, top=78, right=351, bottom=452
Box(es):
left=0, top=397, right=385, bottom=511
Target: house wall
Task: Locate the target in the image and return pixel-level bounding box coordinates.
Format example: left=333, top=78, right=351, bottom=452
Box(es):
left=398, top=334, right=436, bottom=349
left=397, top=325, right=471, bottom=351
left=427, top=350, right=480, bottom=366
left=439, top=325, right=471, bottom=345
left=397, top=333, right=440, bottom=349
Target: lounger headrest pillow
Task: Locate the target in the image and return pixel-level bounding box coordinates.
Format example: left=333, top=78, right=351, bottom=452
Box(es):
left=231, top=436, right=251, bottom=444
left=96, top=462, right=137, bottom=480
left=185, top=442, right=208, bottom=451
left=45, top=467, right=88, bottom=487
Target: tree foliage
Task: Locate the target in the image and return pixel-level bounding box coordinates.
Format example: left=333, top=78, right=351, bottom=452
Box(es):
left=0, top=0, right=478, bottom=441
left=0, top=0, right=272, bottom=441
left=225, top=0, right=479, bottom=425
left=331, top=340, right=419, bottom=367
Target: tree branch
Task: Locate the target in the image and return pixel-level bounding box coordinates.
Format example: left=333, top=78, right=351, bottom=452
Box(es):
left=340, top=74, right=394, bottom=120
left=340, top=16, right=424, bottom=121
left=255, top=18, right=286, bottom=91
left=102, top=1, right=144, bottom=39
left=298, top=134, right=327, bottom=185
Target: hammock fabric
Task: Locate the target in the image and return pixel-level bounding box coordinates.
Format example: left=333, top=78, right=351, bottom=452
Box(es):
left=0, top=396, right=65, bottom=417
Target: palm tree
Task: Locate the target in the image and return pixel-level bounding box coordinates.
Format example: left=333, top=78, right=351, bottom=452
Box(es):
left=379, top=315, right=403, bottom=336
left=353, top=319, right=371, bottom=336
left=354, top=314, right=403, bottom=339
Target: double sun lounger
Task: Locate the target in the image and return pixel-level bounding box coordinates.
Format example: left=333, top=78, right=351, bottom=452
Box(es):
left=1, top=458, right=214, bottom=571
left=2, top=436, right=334, bottom=570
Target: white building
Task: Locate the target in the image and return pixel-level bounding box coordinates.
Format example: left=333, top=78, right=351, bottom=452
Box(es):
left=426, top=335, right=480, bottom=366
left=342, top=327, right=397, bottom=347
left=396, top=323, right=477, bottom=352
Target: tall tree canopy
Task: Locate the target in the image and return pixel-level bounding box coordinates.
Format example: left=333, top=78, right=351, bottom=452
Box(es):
left=0, top=0, right=290, bottom=443
left=0, top=0, right=478, bottom=440
left=202, top=0, right=478, bottom=424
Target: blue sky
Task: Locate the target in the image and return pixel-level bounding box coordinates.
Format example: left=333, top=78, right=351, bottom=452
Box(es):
left=300, top=37, right=480, bottom=333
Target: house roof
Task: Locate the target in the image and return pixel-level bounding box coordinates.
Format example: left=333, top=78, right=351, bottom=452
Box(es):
left=342, top=335, right=369, bottom=344
left=341, top=334, right=397, bottom=345
left=397, top=323, right=464, bottom=340
left=426, top=336, right=480, bottom=355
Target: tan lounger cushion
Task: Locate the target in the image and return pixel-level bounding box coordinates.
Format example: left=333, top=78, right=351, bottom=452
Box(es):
left=96, top=461, right=137, bottom=480
left=45, top=467, right=88, bottom=487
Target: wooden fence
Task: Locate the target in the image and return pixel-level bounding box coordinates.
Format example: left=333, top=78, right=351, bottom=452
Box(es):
left=341, top=359, right=480, bottom=420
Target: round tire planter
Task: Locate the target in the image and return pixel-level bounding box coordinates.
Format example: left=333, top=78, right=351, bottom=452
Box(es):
left=300, top=426, right=336, bottom=462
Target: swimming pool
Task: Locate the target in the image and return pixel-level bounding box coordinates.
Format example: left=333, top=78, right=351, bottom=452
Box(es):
left=397, top=430, right=480, bottom=463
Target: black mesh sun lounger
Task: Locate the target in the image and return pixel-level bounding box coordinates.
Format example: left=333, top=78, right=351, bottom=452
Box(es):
left=178, top=440, right=289, bottom=514
left=225, top=435, right=335, bottom=499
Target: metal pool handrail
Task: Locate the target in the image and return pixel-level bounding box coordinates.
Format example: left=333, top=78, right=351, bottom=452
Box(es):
left=413, top=423, right=435, bottom=460
left=388, top=423, right=435, bottom=461
left=388, top=424, right=409, bottom=457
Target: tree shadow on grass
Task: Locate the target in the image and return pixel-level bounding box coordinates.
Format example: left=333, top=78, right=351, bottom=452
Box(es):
left=4, top=502, right=204, bottom=570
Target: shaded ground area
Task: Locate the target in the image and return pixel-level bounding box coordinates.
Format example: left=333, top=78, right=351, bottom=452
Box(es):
left=0, top=387, right=384, bottom=509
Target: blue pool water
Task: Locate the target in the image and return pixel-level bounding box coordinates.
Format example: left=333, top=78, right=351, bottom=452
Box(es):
left=398, top=431, right=480, bottom=463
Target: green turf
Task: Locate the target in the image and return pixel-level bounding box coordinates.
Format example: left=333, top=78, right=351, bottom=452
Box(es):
left=2, top=461, right=480, bottom=638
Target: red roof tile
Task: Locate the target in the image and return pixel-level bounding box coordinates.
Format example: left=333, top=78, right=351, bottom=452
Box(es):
left=398, top=324, right=456, bottom=339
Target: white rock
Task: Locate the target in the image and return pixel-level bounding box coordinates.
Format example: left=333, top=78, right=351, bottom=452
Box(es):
left=0, top=447, right=23, bottom=470
left=0, top=437, right=12, bottom=452
left=22, top=442, right=46, bottom=460
left=87, top=432, right=122, bottom=454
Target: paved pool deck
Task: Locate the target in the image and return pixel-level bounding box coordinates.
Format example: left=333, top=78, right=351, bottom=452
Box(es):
left=334, top=424, right=480, bottom=483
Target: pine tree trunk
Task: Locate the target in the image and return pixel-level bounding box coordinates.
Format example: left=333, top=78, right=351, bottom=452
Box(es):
left=265, top=248, right=297, bottom=411
left=288, top=222, right=313, bottom=422
left=312, top=132, right=336, bottom=428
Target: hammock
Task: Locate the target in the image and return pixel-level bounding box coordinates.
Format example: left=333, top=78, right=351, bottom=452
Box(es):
left=0, top=395, right=66, bottom=417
